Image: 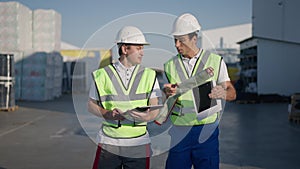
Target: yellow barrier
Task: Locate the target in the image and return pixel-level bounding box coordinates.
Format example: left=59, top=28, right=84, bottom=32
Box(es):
left=60, top=49, right=112, bottom=68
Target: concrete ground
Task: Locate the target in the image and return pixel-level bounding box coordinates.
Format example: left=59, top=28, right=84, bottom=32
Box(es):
left=0, top=93, right=300, bottom=169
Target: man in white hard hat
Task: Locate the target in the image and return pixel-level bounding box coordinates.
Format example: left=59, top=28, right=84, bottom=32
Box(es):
left=88, top=26, right=162, bottom=169
left=163, top=13, right=236, bottom=169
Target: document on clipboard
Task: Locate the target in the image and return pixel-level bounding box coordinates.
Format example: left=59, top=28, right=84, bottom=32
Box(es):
left=154, top=69, right=214, bottom=125
left=192, top=80, right=222, bottom=121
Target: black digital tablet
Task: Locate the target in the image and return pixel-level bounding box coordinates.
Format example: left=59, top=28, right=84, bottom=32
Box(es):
left=134, top=105, right=164, bottom=112
left=192, top=81, right=222, bottom=120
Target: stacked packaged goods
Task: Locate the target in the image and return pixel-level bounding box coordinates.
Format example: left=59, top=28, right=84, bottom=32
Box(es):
left=21, top=51, right=53, bottom=101
left=33, top=9, right=61, bottom=52
left=0, top=2, right=64, bottom=101
left=52, top=52, right=63, bottom=98
left=20, top=52, right=63, bottom=101
left=0, top=1, right=32, bottom=51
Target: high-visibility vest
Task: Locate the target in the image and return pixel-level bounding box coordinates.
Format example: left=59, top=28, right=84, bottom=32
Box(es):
left=93, top=64, right=156, bottom=138
left=164, top=50, right=222, bottom=126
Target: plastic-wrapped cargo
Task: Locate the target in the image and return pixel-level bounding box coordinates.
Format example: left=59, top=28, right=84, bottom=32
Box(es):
left=21, top=86, right=53, bottom=101
left=20, top=52, right=63, bottom=101
left=32, top=9, right=61, bottom=52
left=0, top=1, right=32, bottom=51
left=51, top=52, right=63, bottom=98
left=52, top=52, right=63, bottom=77
left=21, top=52, right=52, bottom=101
left=23, top=51, right=54, bottom=66
left=22, top=52, right=54, bottom=80
left=0, top=2, right=63, bottom=101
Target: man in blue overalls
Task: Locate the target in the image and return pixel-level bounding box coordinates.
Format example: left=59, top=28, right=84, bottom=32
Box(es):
left=163, top=13, right=236, bottom=169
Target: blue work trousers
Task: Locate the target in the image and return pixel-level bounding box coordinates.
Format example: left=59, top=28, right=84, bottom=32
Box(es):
left=166, top=124, right=219, bottom=169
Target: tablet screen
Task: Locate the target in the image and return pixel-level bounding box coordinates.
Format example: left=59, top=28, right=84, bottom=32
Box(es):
left=193, top=81, right=217, bottom=113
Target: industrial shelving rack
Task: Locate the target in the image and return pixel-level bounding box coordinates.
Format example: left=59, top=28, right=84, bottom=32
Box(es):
left=239, top=45, right=258, bottom=93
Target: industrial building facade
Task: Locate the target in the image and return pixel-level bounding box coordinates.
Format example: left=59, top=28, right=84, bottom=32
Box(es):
left=238, top=0, right=300, bottom=96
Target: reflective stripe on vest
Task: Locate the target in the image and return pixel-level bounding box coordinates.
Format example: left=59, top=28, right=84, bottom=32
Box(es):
left=164, top=50, right=222, bottom=126
left=92, top=64, right=156, bottom=138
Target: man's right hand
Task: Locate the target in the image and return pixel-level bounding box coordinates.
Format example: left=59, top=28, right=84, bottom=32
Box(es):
left=104, top=108, right=125, bottom=121
left=163, top=83, right=178, bottom=97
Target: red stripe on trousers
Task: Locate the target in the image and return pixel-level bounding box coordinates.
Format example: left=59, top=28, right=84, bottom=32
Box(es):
left=146, top=144, right=150, bottom=169
left=92, top=144, right=102, bottom=169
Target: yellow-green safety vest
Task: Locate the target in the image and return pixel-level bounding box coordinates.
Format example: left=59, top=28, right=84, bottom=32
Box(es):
left=93, top=64, right=156, bottom=138
left=164, top=50, right=222, bottom=126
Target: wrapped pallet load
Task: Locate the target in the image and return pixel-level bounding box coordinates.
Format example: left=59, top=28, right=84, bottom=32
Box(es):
left=21, top=51, right=63, bottom=101
left=0, top=1, right=32, bottom=51
left=32, top=9, right=61, bottom=52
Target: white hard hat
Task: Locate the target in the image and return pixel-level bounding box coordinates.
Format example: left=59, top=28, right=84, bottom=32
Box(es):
left=115, top=26, right=149, bottom=45
left=171, top=13, right=201, bottom=36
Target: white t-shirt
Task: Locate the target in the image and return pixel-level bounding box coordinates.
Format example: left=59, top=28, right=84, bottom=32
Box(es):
left=180, top=49, right=230, bottom=83
left=89, top=60, right=162, bottom=146
left=177, top=50, right=230, bottom=114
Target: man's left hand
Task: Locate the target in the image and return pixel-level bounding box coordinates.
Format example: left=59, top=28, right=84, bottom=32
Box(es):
left=209, top=85, right=226, bottom=100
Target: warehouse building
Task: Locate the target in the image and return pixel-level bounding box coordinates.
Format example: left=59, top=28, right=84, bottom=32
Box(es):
left=238, top=0, right=300, bottom=97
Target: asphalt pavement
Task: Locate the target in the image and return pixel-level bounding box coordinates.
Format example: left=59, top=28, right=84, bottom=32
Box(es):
left=1, top=93, right=300, bottom=169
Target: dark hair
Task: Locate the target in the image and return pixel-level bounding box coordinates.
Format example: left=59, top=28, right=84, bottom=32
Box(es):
left=118, top=44, right=123, bottom=56
left=117, top=43, right=131, bottom=56
left=188, top=31, right=198, bottom=40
